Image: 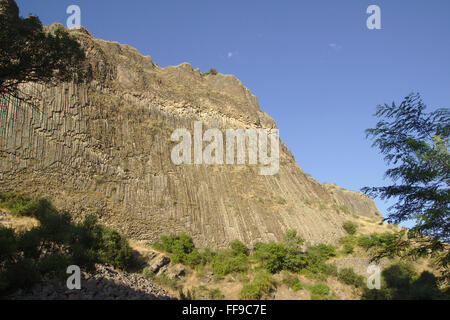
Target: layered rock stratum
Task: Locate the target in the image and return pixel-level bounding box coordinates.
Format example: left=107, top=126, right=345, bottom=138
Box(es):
left=0, top=24, right=382, bottom=248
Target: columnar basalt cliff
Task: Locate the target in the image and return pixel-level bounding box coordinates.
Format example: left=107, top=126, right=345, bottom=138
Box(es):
left=0, top=24, right=382, bottom=248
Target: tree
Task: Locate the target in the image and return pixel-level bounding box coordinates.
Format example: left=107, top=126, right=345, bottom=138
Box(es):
left=0, top=0, right=85, bottom=102
left=363, top=93, right=449, bottom=281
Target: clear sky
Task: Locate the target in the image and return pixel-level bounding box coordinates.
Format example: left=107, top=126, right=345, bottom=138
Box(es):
left=16, top=1, right=450, bottom=225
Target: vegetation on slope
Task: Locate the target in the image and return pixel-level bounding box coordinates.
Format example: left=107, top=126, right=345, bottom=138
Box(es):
left=0, top=192, right=136, bottom=297
left=150, top=229, right=448, bottom=300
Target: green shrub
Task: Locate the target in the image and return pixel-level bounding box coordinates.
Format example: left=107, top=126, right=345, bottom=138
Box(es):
left=212, top=250, right=249, bottom=277
left=252, top=272, right=276, bottom=295
left=254, top=242, right=287, bottom=274
left=0, top=258, right=40, bottom=295
left=142, top=267, right=155, bottom=279
left=308, top=283, right=330, bottom=296
left=208, top=288, right=224, bottom=300
left=203, top=68, right=218, bottom=76
left=343, top=243, right=354, bottom=254
left=239, top=284, right=261, bottom=300
left=0, top=193, right=137, bottom=297
left=0, top=193, right=55, bottom=218
left=238, top=272, right=275, bottom=300
left=307, top=244, right=337, bottom=259
left=356, top=235, right=373, bottom=249
left=281, top=271, right=299, bottom=288
left=230, top=240, right=249, bottom=256
left=343, top=221, right=357, bottom=235
left=283, top=251, right=308, bottom=272
left=185, top=249, right=205, bottom=268
left=0, top=227, right=17, bottom=262
left=337, top=268, right=365, bottom=288
left=283, top=230, right=304, bottom=253
left=292, top=282, right=303, bottom=292
left=356, top=232, right=398, bottom=250
left=73, top=215, right=134, bottom=270
left=200, top=247, right=216, bottom=264
left=153, top=233, right=198, bottom=266
left=38, top=253, right=72, bottom=279
left=362, top=262, right=443, bottom=300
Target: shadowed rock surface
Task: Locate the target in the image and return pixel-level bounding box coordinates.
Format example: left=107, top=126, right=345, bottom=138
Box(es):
left=9, top=264, right=174, bottom=300
left=0, top=23, right=382, bottom=249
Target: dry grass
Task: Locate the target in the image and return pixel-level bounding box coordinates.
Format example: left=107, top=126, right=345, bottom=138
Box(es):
left=0, top=209, right=39, bottom=232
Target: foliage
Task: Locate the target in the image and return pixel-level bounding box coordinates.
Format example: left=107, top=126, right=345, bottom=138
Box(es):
left=281, top=271, right=302, bottom=291
left=253, top=242, right=287, bottom=274
left=211, top=249, right=249, bottom=277
left=343, top=221, right=357, bottom=235
left=230, top=240, right=249, bottom=256
left=308, top=283, right=330, bottom=296
left=202, top=68, right=218, bottom=76
left=362, top=262, right=443, bottom=300
left=238, top=272, right=276, bottom=300
left=337, top=268, right=365, bottom=288
left=283, top=229, right=304, bottom=253
left=343, top=243, right=354, bottom=254
left=0, top=0, right=86, bottom=101
left=355, top=232, right=408, bottom=259
left=153, top=233, right=204, bottom=268
left=0, top=193, right=135, bottom=297
left=363, top=93, right=449, bottom=280
left=208, top=288, right=224, bottom=300
left=238, top=283, right=261, bottom=300
left=307, top=244, right=337, bottom=259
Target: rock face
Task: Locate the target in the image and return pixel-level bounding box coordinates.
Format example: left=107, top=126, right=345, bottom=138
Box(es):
left=0, top=24, right=382, bottom=248
left=9, top=264, right=173, bottom=300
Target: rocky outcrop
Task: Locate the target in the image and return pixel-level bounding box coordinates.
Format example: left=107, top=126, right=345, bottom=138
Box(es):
left=9, top=264, right=174, bottom=300
left=0, top=24, right=382, bottom=249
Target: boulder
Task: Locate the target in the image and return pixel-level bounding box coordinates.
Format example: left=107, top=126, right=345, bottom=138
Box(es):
left=148, top=254, right=170, bottom=274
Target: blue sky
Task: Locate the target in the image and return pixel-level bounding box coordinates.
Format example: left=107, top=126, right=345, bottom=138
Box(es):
left=17, top=1, right=450, bottom=224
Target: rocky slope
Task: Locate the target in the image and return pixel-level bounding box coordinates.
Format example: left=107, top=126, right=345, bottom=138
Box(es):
left=0, top=23, right=382, bottom=249
left=9, top=264, right=173, bottom=300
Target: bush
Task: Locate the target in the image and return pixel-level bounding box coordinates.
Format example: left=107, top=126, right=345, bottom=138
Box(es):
left=281, top=271, right=298, bottom=288
left=252, top=272, right=276, bottom=295
left=356, top=232, right=397, bottom=250
left=38, top=253, right=72, bottom=279
left=203, top=68, right=218, bottom=76
left=337, top=268, right=365, bottom=288
left=254, top=242, right=287, bottom=274
left=283, top=230, right=304, bottom=253
left=292, top=282, right=304, bottom=292
left=307, top=244, right=337, bottom=259
left=230, top=240, right=249, bottom=256
left=308, top=283, right=330, bottom=296
left=185, top=249, right=205, bottom=268
left=283, top=251, right=308, bottom=272
left=0, top=258, right=40, bottom=295
left=0, top=193, right=137, bottom=297
left=212, top=250, right=249, bottom=277
left=239, top=284, right=261, bottom=300
left=0, top=227, right=17, bottom=262
left=362, top=262, right=443, bottom=300
left=343, top=243, right=354, bottom=254
left=343, top=221, right=357, bottom=235
left=208, top=288, right=224, bottom=300
left=94, top=226, right=134, bottom=270
left=238, top=272, right=276, bottom=300
left=153, top=233, right=197, bottom=265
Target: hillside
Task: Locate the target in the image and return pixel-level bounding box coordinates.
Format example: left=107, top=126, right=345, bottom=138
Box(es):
left=0, top=23, right=386, bottom=250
